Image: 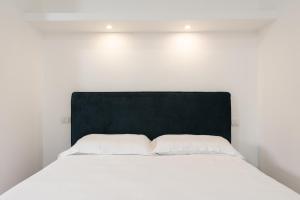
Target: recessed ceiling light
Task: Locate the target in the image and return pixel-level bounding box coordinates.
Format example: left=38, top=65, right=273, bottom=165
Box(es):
left=184, top=25, right=191, bottom=30
left=106, top=24, right=112, bottom=30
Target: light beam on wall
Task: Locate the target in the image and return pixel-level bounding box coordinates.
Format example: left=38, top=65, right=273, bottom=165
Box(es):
left=165, top=33, right=207, bottom=63
left=106, top=24, right=112, bottom=30
left=184, top=25, right=191, bottom=31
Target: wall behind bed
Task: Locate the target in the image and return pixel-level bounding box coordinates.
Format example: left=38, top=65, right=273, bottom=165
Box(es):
left=41, top=32, right=259, bottom=166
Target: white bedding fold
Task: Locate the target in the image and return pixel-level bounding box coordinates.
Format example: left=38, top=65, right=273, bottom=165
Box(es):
left=1, top=155, right=299, bottom=200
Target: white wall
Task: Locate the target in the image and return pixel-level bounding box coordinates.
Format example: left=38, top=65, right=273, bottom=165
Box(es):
left=258, top=0, right=300, bottom=193
left=0, top=0, right=43, bottom=194
left=42, top=32, right=259, bottom=166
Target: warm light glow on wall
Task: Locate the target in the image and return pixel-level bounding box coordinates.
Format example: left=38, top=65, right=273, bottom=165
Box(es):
left=164, top=33, right=207, bottom=64
left=96, top=34, right=127, bottom=51
left=106, top=24, right=113, bottom=30
left=92, top=33, right=207, bottom=67
left=184, top=25, right=191, bottom=30
left=92, top=34, right=131, bottom=64
left=173, top=34, right=201, bottom=54
left=175, top=34, right=194, bottom=49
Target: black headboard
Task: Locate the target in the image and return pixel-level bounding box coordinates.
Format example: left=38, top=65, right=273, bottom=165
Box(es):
left=71, top=92, right=231, bottom=145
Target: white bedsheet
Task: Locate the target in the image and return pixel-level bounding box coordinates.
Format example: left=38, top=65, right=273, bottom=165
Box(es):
left=1, top=154, right=299, bottom=200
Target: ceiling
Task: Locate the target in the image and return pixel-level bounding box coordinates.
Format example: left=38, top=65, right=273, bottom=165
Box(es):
left=21, top=0, right=288, bottom=13
left=20, top=0, right=291, bottom=33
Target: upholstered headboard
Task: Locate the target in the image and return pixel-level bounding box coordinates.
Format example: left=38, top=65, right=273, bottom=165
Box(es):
left=71, top=92, right=231, bottom=145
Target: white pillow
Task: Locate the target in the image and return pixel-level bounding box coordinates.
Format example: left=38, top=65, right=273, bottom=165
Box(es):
left=152, top=135, right=243, bottom=158
left=60, top=134, right=152, bottom=157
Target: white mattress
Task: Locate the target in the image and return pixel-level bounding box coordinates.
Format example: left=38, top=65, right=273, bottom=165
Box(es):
left=1, top=154, right=299, bottom=200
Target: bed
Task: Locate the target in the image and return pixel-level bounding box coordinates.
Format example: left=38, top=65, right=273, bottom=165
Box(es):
left=1, top=92, right=299, bottom=200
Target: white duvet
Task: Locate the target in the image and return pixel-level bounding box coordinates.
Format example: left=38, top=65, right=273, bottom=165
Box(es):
left=1, top=154, right=299, bottom=200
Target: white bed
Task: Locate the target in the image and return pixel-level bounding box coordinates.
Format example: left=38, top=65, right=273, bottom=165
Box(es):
left=1, top=154, right=299, bottom=200
left=2, top=92, right=299, bottom=200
